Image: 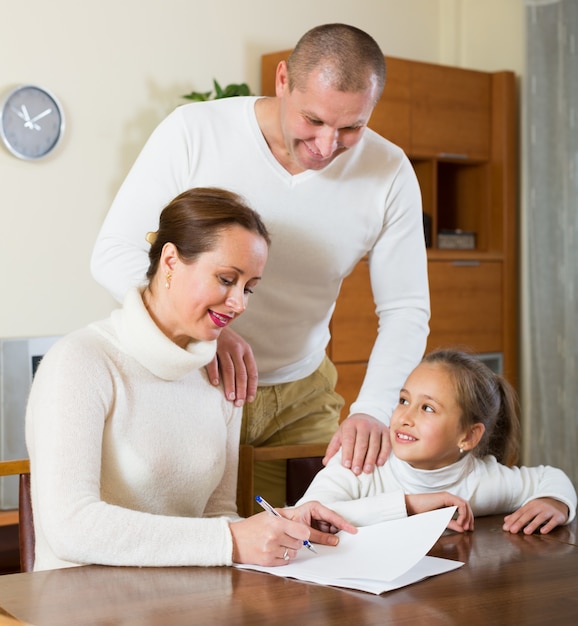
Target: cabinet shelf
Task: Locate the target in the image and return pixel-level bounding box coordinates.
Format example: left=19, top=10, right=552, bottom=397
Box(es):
left=426, top=250, right=504, bottom=262
left=413, top=158, right=495, bottom=253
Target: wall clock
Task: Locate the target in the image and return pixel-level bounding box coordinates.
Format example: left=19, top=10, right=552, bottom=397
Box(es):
left=0, top=85, right=65, bottom=160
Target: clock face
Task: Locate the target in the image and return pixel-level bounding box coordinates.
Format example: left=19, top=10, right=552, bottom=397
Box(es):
left=0, top=85, right=64, bottom=160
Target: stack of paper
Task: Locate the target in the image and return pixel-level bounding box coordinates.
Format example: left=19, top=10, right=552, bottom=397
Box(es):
left=235, top=506, right=463, bottom=594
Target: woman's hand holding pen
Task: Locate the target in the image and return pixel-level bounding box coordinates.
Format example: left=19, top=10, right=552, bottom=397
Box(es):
left=229, top=510, right=313, bottom=566
left=280, top=501, right=357, bottom=546
left=229, top=501, right=356, bottom=566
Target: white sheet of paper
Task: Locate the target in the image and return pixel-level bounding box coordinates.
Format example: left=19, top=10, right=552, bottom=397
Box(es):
left=297, top=556, right=463, bottom=594
left=235, top=507, right=464, bottom=594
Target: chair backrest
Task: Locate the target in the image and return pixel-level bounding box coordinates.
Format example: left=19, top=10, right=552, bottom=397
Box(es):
left=285, top=456, right=325, bottom=506
left=0, top=459, right=34, bottom=572
left=237, top=444, right=327, bottom=517
left=18, top=473, right=34, bottom=572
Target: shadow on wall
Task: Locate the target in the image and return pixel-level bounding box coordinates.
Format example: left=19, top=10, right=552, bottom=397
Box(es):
left=106, top=78, right=194, bottom=207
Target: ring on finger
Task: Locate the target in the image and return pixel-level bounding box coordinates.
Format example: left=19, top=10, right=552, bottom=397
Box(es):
left=283, top=548, right=290, bottom=561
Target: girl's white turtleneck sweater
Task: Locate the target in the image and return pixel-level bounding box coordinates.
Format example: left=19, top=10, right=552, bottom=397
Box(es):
left=297, top=450, right=577, bottom=527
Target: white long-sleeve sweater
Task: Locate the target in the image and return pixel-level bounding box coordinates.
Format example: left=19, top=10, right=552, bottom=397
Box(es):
left=297, top=450, right=577, bottom=527
left=90, top=97, right=430, bottom=422
left=25, top=288, right=242, bottom=571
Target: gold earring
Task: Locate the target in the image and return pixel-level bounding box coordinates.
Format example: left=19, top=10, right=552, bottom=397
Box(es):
left=165, top=272, right=172, bottom=289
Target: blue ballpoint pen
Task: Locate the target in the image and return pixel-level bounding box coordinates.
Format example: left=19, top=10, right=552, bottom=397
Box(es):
left=255, top=495, right=318, bottom=554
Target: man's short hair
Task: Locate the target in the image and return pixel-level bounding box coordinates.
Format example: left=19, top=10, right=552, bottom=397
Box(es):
left=287, top=23, right=386, bottom=102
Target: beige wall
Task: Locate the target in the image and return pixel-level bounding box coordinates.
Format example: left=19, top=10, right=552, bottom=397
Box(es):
left=0, top=0, right=524, bottom=338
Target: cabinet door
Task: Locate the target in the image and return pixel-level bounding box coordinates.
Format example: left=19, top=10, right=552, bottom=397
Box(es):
left=427, top=260, right=502, bottom=354
left=329, top=258, right=376, bottom=363
left=368, top=57, right=412, bottom=152
left=260, top=49, right=292, bottom=97
left=411, top=62, right=491, bottom=159
left=334, top=362, right=366, bottom=421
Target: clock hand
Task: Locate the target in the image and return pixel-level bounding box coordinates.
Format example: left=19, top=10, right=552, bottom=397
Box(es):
left=24, top=108, right=53, bottom=130
left=21, top=104, right=31, bottom=122
left=29, top=108, right=52, bottom=123
left=12, top=106, right=27, bottom=121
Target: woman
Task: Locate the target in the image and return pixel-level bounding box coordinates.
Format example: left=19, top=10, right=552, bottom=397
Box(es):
left=26, top=187, right=355, bottom=572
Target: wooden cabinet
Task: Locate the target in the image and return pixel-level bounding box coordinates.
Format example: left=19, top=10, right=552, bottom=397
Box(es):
left=367, top=57, right=412, bottom=152
left=329, top=258, right=376, bottom=363
left=427, top=260, right=503, bottom=353
left=329, top=259, right=376, bottom=417
left=261, top=52, right=518, bottom=416
left=369, top=59, right=491, bottom=160
left=410, top=62, right=491, bottom=159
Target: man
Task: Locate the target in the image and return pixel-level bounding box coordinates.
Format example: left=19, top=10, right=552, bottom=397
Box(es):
left=91, top=23, right=430, bottom=509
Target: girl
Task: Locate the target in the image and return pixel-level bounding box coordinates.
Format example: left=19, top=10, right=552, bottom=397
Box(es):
left=298, top=349, right=576, bottom=535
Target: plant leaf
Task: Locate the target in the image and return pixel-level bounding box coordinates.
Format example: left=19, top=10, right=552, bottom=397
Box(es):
left=181, top=80, right=252, bottom=102
left=237, top=83, right=251, bottom=96
left=182, top=90, right=212, bottom=101
left=213, top=79, right=224, bottom=99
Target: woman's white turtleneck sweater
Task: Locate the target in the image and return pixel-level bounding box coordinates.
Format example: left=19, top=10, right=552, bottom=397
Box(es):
left=297, top=450, right=577, bottom=527
left=26, top=287, right=242, bottom=571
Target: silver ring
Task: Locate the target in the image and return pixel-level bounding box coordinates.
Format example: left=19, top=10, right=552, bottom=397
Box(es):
left=283, top=548, right=290, bottom=561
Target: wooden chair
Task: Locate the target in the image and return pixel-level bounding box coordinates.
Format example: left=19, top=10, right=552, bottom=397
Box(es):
left=236, top=443, right=327, bottom=517
left=0, top=459, right=34, bottom=572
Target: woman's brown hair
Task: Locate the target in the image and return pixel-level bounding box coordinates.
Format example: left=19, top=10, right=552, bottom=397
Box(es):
left=146, top=187, right=270, bottom=281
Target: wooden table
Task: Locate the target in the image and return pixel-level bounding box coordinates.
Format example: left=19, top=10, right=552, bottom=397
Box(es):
left=0, top=515, right=576, bottom=625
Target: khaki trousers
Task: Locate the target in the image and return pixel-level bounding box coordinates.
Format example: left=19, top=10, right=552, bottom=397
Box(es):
left=240, top=356, right=344, bottom=513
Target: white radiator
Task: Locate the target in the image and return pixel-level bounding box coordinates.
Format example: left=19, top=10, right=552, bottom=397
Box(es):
left=0, top=336, right=60, bottom=509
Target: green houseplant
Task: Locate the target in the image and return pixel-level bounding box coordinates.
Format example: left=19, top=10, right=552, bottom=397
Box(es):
left=182, top=79, right=252, bottom=102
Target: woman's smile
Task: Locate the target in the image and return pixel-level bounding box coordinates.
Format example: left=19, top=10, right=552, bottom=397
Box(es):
left=208, top=310, right=234, bottom=328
